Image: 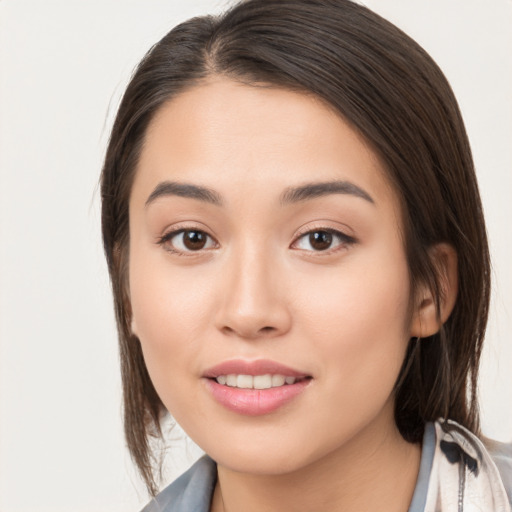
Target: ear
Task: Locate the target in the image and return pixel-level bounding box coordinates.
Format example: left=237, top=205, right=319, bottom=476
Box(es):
left=410, top=243, right=458, bottom=338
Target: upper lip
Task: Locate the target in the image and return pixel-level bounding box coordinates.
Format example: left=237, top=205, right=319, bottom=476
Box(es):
left=202, top=359, right=310, bottom=379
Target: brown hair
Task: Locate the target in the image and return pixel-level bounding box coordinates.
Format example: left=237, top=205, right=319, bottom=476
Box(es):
left=101, top=0, right=490, bottom=495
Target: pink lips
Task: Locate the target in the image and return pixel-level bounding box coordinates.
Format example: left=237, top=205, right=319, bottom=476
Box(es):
left=203, top=359, right=311, bottom=416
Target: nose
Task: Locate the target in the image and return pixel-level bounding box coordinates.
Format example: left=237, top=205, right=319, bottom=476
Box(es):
left=214, top=245, right=292, bottom=340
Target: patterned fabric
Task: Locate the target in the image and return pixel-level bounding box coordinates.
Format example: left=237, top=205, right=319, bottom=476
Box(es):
left=425, top=420, right=511, bottom=512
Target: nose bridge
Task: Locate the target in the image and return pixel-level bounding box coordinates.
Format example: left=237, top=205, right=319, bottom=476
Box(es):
left=216, top=237, right=291, bottom=338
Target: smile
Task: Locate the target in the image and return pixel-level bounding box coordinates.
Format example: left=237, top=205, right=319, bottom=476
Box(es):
left=215, top=374, right=304, bottom=389
left=203, top=360, right=312, bottom=415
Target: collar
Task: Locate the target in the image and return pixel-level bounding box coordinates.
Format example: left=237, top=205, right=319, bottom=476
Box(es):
left=424, top=419, right=511, bottom=512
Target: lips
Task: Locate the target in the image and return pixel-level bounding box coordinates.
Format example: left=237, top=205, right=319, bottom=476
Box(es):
left=203, top=359, right=309, bottom=378
left=203, top=359, right=312, bottom=415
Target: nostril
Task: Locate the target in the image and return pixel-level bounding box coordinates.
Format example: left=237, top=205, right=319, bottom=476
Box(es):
left=220, top=324, right=278, bottom=339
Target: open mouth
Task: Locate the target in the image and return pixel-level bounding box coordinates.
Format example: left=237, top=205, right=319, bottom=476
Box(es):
left=203, top=360, right=312, bottom=414
left=212, top=374, right=311, bottom=389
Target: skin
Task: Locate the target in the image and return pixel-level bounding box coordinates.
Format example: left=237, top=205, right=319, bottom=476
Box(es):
left=128, top=78, right=457, bottom=512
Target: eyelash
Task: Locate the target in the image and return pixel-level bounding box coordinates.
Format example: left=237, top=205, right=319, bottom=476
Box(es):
left=157, top=226, right=356, bottom=255
left=157, top=228, right=218, bottom=255
left=291, top=227, right=356, bottom=254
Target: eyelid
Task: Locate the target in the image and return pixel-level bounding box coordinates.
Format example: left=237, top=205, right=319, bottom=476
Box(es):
left=156, top=223, right=218, bottom=254
left=290, top=224, right=357, bottom=253
left=155, top=221, right=356, bottom=255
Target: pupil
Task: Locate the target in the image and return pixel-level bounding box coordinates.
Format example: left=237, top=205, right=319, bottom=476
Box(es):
left=309, top=231, right=332, bottom=250
left=184, top=231, right=206, bottom=250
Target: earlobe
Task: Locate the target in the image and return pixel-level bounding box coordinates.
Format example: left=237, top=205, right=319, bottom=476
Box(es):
left=410, top=243, right=458, bottom=338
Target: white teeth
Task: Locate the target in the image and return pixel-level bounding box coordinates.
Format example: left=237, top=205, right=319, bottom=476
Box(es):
left=271, top=375, right=285, bottom=387
left=215, top=374, right=301, bottom=389
left=226, top=374, right=238, bottom=387
left=237, top=374, right=253, bottom=389
left=254, top=374, right=272, bottom=389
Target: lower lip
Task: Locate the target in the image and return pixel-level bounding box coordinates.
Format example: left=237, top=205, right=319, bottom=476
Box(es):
left=204, top=379, right=311, bottom=416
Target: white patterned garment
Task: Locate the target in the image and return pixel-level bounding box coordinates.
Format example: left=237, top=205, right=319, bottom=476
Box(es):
left=425, top=420, right=511, bottom=512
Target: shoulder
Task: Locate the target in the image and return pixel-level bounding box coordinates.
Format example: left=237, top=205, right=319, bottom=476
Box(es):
left=484, top=437, right=512, bottom=503
left=140, top=456, right=217, bottom=512
left=434, top=420, right=512, bottom=507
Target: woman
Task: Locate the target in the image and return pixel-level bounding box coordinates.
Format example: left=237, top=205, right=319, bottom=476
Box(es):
left=100, top=0, right=512, bottom=510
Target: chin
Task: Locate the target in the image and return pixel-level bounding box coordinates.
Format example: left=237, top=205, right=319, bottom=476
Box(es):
left=213, top=447, right=313, bottom=476
left=193, top=424, right=347, bottom=477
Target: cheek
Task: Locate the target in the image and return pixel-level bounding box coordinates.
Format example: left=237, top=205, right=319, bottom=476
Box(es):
left=129, top=264, right=217, bottom=421
left=295, top=246, right=412, bottom=388
left=128, top=246, right=215, bottom=380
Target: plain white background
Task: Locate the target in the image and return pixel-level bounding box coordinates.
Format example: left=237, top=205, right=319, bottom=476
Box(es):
left=0, top=1, right=510, bottom=510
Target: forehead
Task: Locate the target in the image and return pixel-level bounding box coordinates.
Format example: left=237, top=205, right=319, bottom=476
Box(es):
left=132, top=78, right=399, bottom=215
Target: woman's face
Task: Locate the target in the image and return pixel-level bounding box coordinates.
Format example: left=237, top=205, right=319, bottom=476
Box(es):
left=129, top=78, right=415, bottom=475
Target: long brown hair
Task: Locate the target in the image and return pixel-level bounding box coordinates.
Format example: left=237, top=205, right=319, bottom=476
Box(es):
left=101, top=0, right=490, bottom=495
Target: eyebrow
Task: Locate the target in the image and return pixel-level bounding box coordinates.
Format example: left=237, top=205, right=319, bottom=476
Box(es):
left=279, top=180, right=375, bottom=205
left=145, top=181, right=223, bottom=207
left=145, top=179, right=374, bottom=208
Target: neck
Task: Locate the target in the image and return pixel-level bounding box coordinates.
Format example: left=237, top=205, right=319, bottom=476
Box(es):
left=211, top=418, right=421, bottom=512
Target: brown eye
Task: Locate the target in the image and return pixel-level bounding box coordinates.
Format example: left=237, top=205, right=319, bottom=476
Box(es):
left=309, top=231, right=333, bottom=250
left=183, top=230, right=208, bottom=250
left=159, top=229, right=216, bottom=253
left=292, top=228, right=355, bottom=252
